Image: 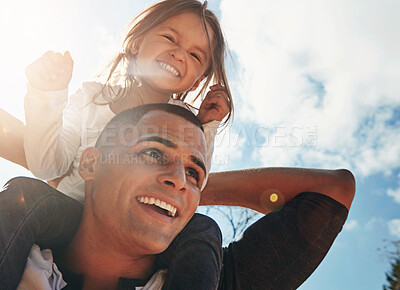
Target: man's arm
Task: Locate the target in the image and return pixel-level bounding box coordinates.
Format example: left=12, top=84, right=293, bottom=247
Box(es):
left=207, top=168, right=355, bottom=289
left=0, top=108, right=28, bottom=169
left=200, top=167, right=355, bottom=213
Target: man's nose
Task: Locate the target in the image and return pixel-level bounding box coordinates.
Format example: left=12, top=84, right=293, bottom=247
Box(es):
left=157, top=162, right=187, bottom=192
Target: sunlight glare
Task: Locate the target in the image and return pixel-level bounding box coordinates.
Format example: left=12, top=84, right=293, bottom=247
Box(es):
left=0, top=0, right=74, bottom=78
left=270, top=193, right=278, bottom=203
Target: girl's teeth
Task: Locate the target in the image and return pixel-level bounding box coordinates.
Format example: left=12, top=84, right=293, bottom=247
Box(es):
left=159, top=62, right=180, bottom=77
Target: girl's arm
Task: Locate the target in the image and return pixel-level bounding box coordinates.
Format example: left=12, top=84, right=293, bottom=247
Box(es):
left=24, top=85, right=81, bottom=180
left=24, top=51, right=81, bottom=180
left=197, top=84, right=230, bottom=190
left=200, top=167, right=355, bottom=213
left=0, top=108, right=28, bottom=169
left=200, top=120, right=220, bottom=190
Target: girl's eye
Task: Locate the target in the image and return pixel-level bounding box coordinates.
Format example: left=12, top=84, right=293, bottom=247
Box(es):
left=185, top=167, right=200, bottom=183
left=162, top=35, right=174, bottom=42
left=140, top=148, right=165, bottom=164
left=190, top=52, right=201, bottom=63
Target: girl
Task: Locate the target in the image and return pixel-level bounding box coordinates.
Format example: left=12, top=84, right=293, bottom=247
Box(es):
left=24, top=0, right=233, bottom=199
left=2, top=0, right=233, bottom=288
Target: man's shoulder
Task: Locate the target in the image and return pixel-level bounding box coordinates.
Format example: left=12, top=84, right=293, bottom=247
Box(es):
left=4, top=176, right=50, bottom=190
left=3, top=176, right=82, bottom=208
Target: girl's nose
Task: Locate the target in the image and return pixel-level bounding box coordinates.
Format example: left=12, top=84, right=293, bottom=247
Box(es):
left=169, top=47, right=186, bottom=62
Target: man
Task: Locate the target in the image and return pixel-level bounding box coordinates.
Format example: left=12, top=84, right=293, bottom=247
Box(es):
left=0, top=104, right=355, bottom=289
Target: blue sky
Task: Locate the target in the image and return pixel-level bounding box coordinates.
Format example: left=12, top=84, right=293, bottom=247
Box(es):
left=0, top=0, right=399, bottom=289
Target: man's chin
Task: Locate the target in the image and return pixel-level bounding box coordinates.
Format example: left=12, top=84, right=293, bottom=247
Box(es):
left=141, top=237, right=175, bottom=255
left=132, top=229, right=179, bottom=255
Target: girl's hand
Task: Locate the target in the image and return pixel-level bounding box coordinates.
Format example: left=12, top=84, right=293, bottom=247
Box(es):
left=197, top=85, right=230, bottom=124
left=26, top=51, right=74, bottom=91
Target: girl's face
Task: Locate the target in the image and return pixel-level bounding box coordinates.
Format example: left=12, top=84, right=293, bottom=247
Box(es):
left=133, top=12, right=213, bottom=97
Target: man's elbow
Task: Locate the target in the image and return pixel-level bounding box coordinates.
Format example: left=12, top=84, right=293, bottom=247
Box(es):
left=333, top=168, right=356, bottom=210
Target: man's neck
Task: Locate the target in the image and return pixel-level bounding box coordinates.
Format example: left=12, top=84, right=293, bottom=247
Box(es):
left=63, top=215, right=156, bottom=289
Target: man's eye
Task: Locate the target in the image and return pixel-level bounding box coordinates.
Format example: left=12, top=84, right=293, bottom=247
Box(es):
left=140, top=148, right=164, bottom=163
left=185, top=167, right=199, bottom=182
left=190, top=52, right=201, bottom=63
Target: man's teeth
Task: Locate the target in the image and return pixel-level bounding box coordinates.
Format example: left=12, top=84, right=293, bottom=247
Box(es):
left=159, top=62, right=180, bottom=77
left=137, top=196, right=177, bottom=217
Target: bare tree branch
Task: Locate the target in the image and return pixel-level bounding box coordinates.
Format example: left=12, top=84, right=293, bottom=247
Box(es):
left=198, top=205, right=261, bottom=245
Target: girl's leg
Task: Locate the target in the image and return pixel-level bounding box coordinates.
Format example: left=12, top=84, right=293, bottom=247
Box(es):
left=0, top=177, right=82, bottom=289
left=157, top=213, right=223, bottom=290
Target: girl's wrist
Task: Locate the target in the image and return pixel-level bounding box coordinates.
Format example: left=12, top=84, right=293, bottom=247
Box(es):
left=26, top=83, right=69, bottom=102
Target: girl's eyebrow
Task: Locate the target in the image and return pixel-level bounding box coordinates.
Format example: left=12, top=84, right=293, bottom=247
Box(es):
left=161, top=26, right=208, bottom=61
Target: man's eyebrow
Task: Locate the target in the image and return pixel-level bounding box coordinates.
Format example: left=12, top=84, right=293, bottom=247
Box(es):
left=191, top=155, right=207, bottom=177
left=137, top=136, right=177, bottom=148
left=161, top=26, right=208, bottom=61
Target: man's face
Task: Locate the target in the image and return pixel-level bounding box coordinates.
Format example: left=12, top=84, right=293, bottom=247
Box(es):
left=90, top=111, right=207, bottom=255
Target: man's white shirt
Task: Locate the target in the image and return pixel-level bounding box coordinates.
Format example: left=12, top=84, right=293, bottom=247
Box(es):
left=18, top=245, right=166, bottom=290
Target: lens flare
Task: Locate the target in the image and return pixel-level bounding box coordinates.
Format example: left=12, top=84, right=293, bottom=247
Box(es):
left=270, top=193, right=278, bottom=203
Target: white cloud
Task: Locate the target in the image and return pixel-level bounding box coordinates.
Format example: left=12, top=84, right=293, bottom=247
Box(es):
left=365, top=217, right=386, bottom=231
left=343, top=219, right=358, bottom=231
left=387, top=173, right=400, bottom=204
left=220, top=0, right=400, bottom=175
left=388, top=187, right=400, bottom=204
left=212, top=126, right=246, bottom=171
left=388, top=219, right=400, bottom=238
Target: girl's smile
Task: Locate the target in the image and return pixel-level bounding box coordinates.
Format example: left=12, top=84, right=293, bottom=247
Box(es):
left=157, top=60, right=181, bottom=77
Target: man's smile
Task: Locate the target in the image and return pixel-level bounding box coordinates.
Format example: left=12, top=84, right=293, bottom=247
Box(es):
left=136, top=195, right=178, bottom=217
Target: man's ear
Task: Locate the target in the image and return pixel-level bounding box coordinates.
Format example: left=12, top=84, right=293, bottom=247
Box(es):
left=189, top=76, right=206, bottom=92
left=78, top=147, right=102, bottom=181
